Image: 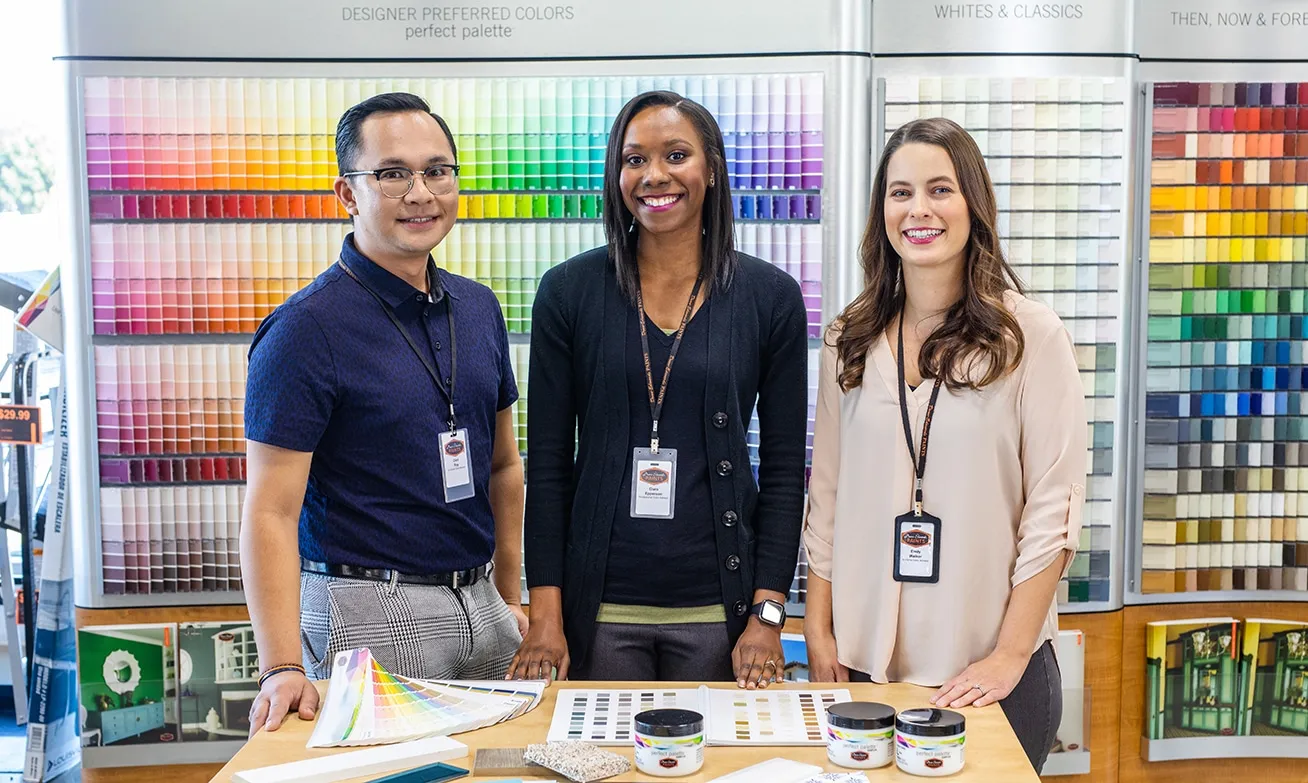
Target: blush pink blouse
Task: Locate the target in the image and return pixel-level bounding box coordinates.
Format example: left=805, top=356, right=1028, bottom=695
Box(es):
left=803, top=292, right=1087, bottom=686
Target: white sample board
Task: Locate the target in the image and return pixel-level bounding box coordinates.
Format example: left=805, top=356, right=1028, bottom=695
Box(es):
left=547, top=686, right=852, bottom=746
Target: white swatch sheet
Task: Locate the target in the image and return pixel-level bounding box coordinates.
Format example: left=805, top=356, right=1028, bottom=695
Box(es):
left=546, top=686, right=852, bottom=746
left=547, top=688, right=702, bottom=743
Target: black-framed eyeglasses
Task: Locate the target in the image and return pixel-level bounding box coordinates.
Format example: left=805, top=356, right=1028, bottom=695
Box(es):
left=341, top=164, right=461, bottom=198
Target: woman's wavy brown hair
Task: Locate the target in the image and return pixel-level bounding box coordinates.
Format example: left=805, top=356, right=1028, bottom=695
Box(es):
left=833, top=117, right=1025, bottom=392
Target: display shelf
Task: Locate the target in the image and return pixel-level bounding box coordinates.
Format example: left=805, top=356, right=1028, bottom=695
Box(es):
left=1126, top=588, right=1308, bottom=606
left=83, top=75, right=828, bottom=339
left=98, top=484, right=245, bottom=596
left=1141, top=735, right=1308, bottom=762
left=1042, top=749, right=1093, bottom=776
left=878, top=75, right=1132, bottom=609
left=82, top=741, right=243, bottom=769
left=1137, top=80, right=1308, bottom=600
left=71, top=70, right=841, bottom=608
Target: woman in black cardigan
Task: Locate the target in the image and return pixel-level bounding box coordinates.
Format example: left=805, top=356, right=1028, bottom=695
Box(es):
left=506, top=91, right=808, bottom=686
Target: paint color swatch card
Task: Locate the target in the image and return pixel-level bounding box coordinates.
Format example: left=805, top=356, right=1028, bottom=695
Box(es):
left=426, top=679, right=547, bottom=722
left=547, top=688, right=701, bottom=744
left=702, top=688, right=846, bottom=746
left=309, top=648, right=545, bottom=748
left=547, top=686, right=851, bottom=746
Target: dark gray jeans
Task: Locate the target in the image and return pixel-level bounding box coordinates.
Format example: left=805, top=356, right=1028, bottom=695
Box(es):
left=571, top=621, right=736, bottom=681
left=852, top=640, right=1061, bottom=773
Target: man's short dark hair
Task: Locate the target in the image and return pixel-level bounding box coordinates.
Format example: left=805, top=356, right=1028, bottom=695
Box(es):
left=335, top=92, right=458, bottom=174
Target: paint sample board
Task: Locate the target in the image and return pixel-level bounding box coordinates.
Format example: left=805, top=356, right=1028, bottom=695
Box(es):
left=546, top=686, right=850, bottom=746
left=1143, top=81, right=1308, bottom=596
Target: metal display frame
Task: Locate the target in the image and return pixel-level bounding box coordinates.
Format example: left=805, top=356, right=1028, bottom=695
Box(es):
left=58, top=3, right=873, bottom=616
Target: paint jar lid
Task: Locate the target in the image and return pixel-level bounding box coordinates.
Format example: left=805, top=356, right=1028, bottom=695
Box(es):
left=826, top=701, right=896, bottom=730
left=895, top=708, right=966, bottom=737
left=634, top=708, right=704, bottom=737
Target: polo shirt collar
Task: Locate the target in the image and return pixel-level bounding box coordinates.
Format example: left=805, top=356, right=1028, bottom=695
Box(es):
left=340, top=233, right=459, bottom=310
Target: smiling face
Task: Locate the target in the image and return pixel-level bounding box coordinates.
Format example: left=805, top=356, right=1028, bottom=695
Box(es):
left=618, top=105, right=711, bottom=240
left=883, top=142, right=971, bottom=276
left=334, top=110, right=459, bottom=263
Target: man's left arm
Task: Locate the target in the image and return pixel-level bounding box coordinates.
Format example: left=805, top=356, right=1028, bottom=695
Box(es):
left=490, top=404, right=528, bottom=635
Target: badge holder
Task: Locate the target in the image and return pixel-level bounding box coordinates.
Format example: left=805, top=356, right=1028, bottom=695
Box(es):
left=893, top=510, right=941, bottom=583
left=439, top=428, right=476, bottom=503
left=630, top=446, right=677, bottom=519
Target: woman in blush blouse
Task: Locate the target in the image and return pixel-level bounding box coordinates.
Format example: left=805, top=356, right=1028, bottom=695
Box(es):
left=802, top=117, right=1086, bottom=774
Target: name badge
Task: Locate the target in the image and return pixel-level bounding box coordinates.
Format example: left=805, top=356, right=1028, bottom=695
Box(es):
left=893, top=511, right=941, bottom=583
left=439, top=429, right=476, bottom=503
left=630, top=447, right=677, bottom=519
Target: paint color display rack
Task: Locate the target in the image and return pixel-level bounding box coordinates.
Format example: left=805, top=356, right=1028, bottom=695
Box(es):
left=78, top=73, right=830, bottom=606
left=84, top=75, right=826, bottom=337
left=1139, top=80, right=1308, bottom=600
left=878, top=75, right=1131, bottom=608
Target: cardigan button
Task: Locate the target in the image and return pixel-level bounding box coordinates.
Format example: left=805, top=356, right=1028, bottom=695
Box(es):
left=733, top=601, right=748, bottom=617
left=716, top=460, right=734, bottom=477
left=725, top=555, right=740, bottom=571
left=721, top=510, right=738, bottom=527
left=712, top=411, right=728, bottom=429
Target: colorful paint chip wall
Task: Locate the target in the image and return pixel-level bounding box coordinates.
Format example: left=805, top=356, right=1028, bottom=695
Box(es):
left=1143, top=81, right=1308, bottom=596
left=83, top=74, right=827, bottom=598
left=84, top=75, right=825, bottom=337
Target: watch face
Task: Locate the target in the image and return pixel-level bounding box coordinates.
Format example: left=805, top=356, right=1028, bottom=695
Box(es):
left=760, top=601, right=785, bottom=626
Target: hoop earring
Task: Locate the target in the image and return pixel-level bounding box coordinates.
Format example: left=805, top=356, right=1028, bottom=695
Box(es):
left=628, top=216, right=636, bottom=234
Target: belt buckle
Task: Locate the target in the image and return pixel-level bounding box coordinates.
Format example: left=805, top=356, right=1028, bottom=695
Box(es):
left=451, top=571, right=461, bottom=589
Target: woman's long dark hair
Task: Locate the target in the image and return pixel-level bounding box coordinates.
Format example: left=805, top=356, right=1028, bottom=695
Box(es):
left=834, top=117, right=1025, bottom=392
left=602, top=91, right=737, bottom=302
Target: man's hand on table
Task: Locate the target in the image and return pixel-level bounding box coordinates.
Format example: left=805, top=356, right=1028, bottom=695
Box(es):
left=249, top=670, right=320, bottom=737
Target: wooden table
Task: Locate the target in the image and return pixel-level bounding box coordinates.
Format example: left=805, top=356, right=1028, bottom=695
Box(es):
left=211, top=681, right=1038, bottom=782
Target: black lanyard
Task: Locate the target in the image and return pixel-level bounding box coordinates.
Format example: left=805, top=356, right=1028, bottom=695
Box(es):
left=635, top=274, right=704, bottom=453
left=897, top=313, right=943, bottom=517
left=337, top=258, right=459, bottom=433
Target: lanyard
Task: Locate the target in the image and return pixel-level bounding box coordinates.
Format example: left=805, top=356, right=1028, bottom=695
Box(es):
left=897, top=313, right=944, bottom=517
left=337, top=258, right=459, bottom=433
left=635, top=274, right=704, bottom=453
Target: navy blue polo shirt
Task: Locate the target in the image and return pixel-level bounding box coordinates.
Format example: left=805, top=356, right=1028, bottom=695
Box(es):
left=245, top=233, right=518, bottom=574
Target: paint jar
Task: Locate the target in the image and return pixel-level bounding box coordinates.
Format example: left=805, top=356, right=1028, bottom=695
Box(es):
left=895, top=708, right=966, bottom=777
left=633, top=709, right=704, bottom=777
left=825, top=701, right=895, bottom=769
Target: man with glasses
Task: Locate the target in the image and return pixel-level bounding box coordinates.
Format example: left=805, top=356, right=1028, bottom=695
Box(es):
left=240, top=92, right=527, bottom=735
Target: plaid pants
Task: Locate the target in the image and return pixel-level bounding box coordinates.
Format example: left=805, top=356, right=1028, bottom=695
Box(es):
left=299, top=570, right=521, bottom=681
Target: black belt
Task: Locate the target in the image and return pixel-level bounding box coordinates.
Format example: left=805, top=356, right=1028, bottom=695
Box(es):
left=301, top=558, right=492, bottom=589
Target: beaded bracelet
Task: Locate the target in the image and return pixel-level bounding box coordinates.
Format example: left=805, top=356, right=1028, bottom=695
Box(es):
left=258, top=663, right=306, bottom=689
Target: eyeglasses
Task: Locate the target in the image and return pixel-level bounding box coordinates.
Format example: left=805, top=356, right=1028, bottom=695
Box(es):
left=341, top=164, right=461, bottom=198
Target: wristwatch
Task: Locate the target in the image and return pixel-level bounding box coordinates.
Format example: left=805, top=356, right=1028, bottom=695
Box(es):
left=750, top=599, right=787, bottom=628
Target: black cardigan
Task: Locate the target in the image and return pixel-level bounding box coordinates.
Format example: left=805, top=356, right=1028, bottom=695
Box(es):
left=524, top=247, right=809, bottom=670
